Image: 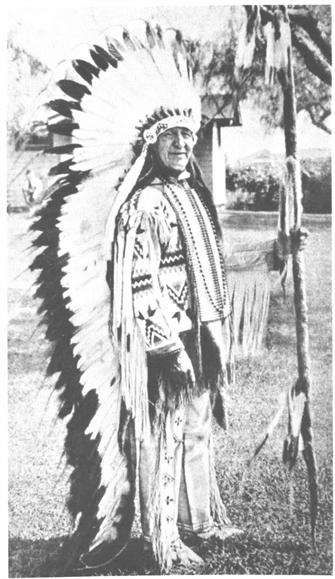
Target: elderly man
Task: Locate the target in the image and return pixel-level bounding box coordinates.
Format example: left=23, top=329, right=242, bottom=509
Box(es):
left=107, top=114, right=240, bottom=572
left=31, top=29, right=243, bottom=576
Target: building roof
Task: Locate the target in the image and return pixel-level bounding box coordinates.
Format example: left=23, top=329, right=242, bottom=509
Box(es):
left=201, top=94, right=242, bottom=128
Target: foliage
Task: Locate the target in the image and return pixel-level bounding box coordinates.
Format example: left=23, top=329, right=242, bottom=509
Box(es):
left=189, top=5, right=331, bottom=134
left=7, top=31, right=50, bottom=146
left=301, top=156, right=332, bottom=213
left=257, top=5, right=331, bottom=133
left=226, top=156, right=331, bottom=213
left=255, top=51, right=332, bottom=135
left=226, top=162, right=283, bottom=211
left=8, top=34, right=49, bottom=76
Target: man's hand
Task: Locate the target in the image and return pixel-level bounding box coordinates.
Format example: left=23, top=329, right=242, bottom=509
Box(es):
left=291, top=227, right=309, bottom=253
left=276, top=227, right=309, bottom=261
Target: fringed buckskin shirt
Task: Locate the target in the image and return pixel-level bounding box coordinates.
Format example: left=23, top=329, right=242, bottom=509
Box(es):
left=115, top=174, right=231, bottom=358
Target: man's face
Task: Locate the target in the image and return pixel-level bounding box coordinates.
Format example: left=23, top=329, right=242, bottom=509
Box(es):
left=155, top=127, right=195, bottom=173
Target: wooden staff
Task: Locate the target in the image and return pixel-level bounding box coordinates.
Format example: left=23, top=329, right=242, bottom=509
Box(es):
left=235, top=4, right=318, bottom=544
left=277, top=29, right=318, bottom=548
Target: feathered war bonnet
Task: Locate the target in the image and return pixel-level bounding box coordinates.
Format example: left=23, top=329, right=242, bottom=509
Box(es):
left=29, top=25, right=202, bottom=570
left=47, top=22, right=201, bottom=252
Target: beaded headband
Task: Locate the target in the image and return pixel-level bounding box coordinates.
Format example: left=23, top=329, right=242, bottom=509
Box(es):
left=143, top=114, right=198, bottom=144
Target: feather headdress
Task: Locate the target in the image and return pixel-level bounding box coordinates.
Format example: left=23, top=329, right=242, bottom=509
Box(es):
left=30, top=22, right=201, bottom=572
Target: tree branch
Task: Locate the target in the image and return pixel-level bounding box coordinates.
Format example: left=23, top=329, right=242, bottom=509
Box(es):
left=319, top=109, right=331, bottom=124
left=288, top=8, right=331, bottom=64
left=291, top=25, right=331, bottom=86
left=301, top=103, right=331, bottom=134
left=298, top=96, right=330, bottom=112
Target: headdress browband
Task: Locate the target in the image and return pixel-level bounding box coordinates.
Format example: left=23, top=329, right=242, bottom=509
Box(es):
left=143, top=114, right=198, bottom=144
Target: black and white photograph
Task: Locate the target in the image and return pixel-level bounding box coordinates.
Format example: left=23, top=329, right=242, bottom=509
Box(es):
left=6, top=2, right=332, bottom=577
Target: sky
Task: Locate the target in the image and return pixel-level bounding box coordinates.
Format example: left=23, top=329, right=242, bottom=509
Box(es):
left=8, top=3, right=241, bottom=67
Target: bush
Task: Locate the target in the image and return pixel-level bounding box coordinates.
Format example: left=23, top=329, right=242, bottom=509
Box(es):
left=301, top=156, right=331, bottom=213
left=226, top=162, right=284, bottom=211
left=226, top=156, right=331, bottom=213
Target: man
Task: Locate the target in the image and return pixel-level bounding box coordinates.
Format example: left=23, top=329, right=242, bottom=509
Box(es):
left=31, top=29, right=242, bottom=576
left=109, top=114, right=241, bottom=571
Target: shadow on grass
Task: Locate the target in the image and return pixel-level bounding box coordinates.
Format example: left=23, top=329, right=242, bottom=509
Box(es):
left=9, top=535, right=66, bottom=578
left=8, top=536, right=161, bottom=578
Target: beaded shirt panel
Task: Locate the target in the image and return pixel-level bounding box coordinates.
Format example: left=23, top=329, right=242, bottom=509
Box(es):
left=117, top=177, right=230, bottom=356
left=161, top=180, right=230, bottom=322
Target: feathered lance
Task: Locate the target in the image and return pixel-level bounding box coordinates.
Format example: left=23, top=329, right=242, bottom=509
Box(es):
left=236, top=5, right=318, bottom=546
left=276, top=14, right=318, bottom=547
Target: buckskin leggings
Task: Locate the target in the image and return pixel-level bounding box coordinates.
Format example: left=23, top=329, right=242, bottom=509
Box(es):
left=139, top=389, right=213, bottom=542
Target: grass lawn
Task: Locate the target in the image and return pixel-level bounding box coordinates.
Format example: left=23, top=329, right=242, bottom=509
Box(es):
left=8, top=211, right=332, bottom=576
